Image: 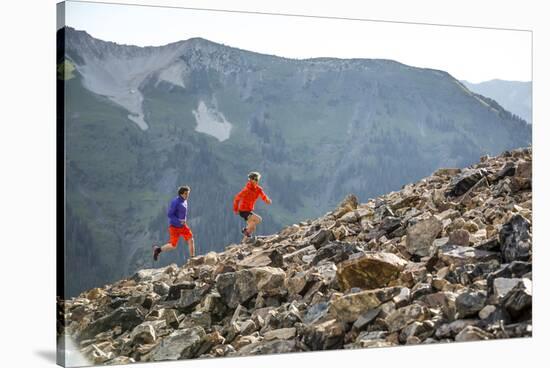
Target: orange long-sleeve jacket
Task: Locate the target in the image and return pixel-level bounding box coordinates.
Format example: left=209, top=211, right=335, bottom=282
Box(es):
left=233, top=181, right=269, bottom=212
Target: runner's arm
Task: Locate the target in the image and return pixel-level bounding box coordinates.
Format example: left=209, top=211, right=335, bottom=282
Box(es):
left=233, top=190, right=244, bottom=213
left=167, top=200, right=179, bottom=223
left=259, top=187, right=271, bottom=204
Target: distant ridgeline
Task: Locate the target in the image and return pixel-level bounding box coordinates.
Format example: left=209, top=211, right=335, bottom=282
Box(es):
left=461, top=80, right=532, bottom=125
left=58, top=26, right=531, bottom=297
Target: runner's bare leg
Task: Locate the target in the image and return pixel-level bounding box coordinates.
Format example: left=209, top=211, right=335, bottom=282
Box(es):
left=187, top=238, right=195, bottom=257
left=161, top=242, right=177, bottom=252
left=247, top=214, right=262, bottom=234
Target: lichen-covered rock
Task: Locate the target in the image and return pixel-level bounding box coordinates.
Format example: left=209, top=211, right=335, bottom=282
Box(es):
left=386, top=304, right=430, bottom=332
left=438, top=244, right=500, bottom=266
left=435, top=319, right=479, bottom=339
left=449, top=229, right=470, bottom=246
left=333, top=194, right=359, bottom=218
left=434, top=168, right=461, bottom=177
left=237, top=249, right=282, bottom=268
left=215, top=267, right=285, bottom=308
left=336, top=252, right=408, bottom=291
left=406, top=216, right=443, bottom=257
left=263, top=327, right=296, bottom=341
left=418, top=292, right=457, bottom=321
left=515, top=160, right=532, bottom=179
left=286, top=271, right=308, bottom=296
left=329, top=290, right=383, bottom=322
left=150, top=326, right=206, bottom=361
left=251, top=267, right=286, bottom=296
left=247, top=339, right=297, bottom=355
left=302, top=319, right=345, bottom=350
left=80, top=307, right=145, bottom=340
left=130, top=322, right=157, bottom=344
left=455, top=326, right=492, bottom=342
left=104, top=356, right=135, bottom=365
left=399, top=320, right=435, bottom=343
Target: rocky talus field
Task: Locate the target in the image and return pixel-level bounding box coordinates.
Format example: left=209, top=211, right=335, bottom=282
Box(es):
left=58, top=148, right=532, bottom=365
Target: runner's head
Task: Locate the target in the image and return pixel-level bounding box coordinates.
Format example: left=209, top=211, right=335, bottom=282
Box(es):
left=248, top=171, right=261, bottom=185
left=178, top=185, right=191, bottom=199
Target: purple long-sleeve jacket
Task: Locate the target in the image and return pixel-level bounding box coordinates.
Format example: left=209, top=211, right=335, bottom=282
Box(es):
left=167, top=196, right=187, bottom=228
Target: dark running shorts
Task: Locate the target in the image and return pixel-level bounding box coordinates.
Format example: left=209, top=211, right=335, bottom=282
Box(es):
left=239, top=211, right=255, bottom=220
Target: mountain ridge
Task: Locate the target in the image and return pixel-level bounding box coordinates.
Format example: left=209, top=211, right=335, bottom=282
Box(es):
left=461, top=79, right=531, bottom=124
left=65, top=26, right=452, bottom=67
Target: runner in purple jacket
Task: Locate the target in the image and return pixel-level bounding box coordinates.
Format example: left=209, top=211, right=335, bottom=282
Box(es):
left=153, top=186, right=195, bottom=261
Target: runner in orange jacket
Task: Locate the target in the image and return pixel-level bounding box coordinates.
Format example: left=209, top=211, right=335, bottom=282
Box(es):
left=233, top=171, right=272, bottom=238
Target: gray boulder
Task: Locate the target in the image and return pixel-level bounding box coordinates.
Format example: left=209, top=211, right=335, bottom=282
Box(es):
left=500, top=215, right=531, bottom=263
left=178, top=284, right=211, bottom=310
left=406, top=216, right=443, bottom=257
left=515, top=160, right=532, bottom=179
left=263, top=327, right=297, bottom=341
left=487, top=261, right=531, bottom=290
left=248, top=339, right=297, bottom=355
left=446, top=168, right=488, bottom=197
left=151, top=326, right=206, bottom=361
left=438, top=244, right=500, bottom=266
left=399, top=320, right=435, bottom=343
left=216, top=267, right=285, bottom=308
left=456, top=290, right=487, bottom=318
left=312, top=242, right=360, bottom=265
left=418, top=292, right=457, bottom=321
left=352, top=308, right=381, bottom=331
left=166, top=282, right=195, bottom=301
left=310, top=229, right=334, bottom=249
left=455, top=326, right=492, bottom=342
left=386, top=304, right=430, bottom=332
left=449, top=229, right=470, bottom=246
left=80, top=307, right=144, bottom=340
left=216, top=271, right=257, bottom=308
left=302, top=319, right=345, bottom=350
left=303, top=302, right=330, bottom=325
left=493, top=278, right=522, bottom=302
left=503, top=278, right=532, bottom=319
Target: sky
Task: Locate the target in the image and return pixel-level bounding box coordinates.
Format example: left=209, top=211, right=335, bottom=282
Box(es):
left=62, top=0, right=532, bottom=84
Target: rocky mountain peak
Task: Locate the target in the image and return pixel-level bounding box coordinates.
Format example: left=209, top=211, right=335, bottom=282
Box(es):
left=58, top=147, right=532, bottom=364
